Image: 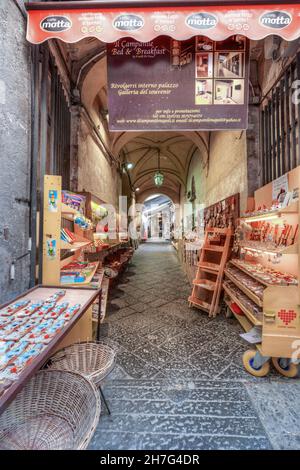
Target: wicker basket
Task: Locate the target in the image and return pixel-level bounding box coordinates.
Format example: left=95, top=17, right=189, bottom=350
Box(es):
left=0, top=369, right=100, bottom=450
left=48, top=342, right=116, bottom=387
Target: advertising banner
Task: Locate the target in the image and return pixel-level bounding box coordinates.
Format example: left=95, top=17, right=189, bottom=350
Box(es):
left=26, top=5, right=300, bottom=44
left=107, top=35, right=249, bottom=131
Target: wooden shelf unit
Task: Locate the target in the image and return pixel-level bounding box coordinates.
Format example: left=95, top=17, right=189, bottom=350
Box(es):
left=223, top=281, right=262, bottom=326
left=60, top=261, right=99, bottom=287
left=229, top=259, right=272, bottom=287
left=43, top=176, right=95, bottom=288
left=239, top=242, right=298, bottom=255
left=224, top=268, right=263, bottom=307
left=189, top=227, right=232, bottom=317
left=226, top=167, right=300, bottom=377
left=240, top=201, right=299, bottom=222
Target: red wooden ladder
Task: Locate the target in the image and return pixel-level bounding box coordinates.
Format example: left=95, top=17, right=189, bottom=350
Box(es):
left=188, top=227, right=232, bottom=317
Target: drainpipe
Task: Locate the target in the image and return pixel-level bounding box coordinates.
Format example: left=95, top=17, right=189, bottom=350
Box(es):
left=37, top=45, right=49, bottom=284
left=29, top=45, right=40, bottom=287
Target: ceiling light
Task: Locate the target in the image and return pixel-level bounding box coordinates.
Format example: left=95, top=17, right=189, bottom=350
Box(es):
left=154, top=171, right=164, bottom=187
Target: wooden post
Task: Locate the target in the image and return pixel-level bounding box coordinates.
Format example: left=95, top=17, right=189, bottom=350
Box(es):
left=42, top=175, right=62, bottom=285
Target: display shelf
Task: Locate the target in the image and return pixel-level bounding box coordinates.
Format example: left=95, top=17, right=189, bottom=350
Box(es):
left=229, top=259, right=297, bottom=287
left=225, top=299, right=262, bottom=353
left=223, top=282, right=262, bottom=326
left=240, top=201, right=298, bottom=222
left=61, top=203, right=79, bottom=221
left=228, top=168, right=300, bottom=377
left=0, top=285, right=100, bottom=414
left=60, top=262, right=99, bottom=286
left=230, top=260, right=271, bottom=287
left=224, top=268, right=263, bottom=307
left=61, top=239, right=92, bottom=251
left=76, top=191, right=107, bottom=227
left=85, top=241, right=129, bottom=262
left=239, top=242, right=298, bottom=255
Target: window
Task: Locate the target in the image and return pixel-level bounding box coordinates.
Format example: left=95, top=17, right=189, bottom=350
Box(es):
left=260, top=52, right=300, bottom=185
left=48, top=56, right=71, bottom=189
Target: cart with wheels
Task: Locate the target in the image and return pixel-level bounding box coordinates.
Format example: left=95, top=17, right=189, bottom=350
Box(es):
left=242, top=286, right=300, bottom=378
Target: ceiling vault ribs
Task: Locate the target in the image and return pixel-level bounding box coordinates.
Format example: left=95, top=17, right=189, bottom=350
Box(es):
left=119, top=131, right=207, bottom=197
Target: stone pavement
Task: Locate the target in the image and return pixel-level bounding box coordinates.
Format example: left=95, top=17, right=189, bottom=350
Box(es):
left=89, top=242, right=300, bottom=450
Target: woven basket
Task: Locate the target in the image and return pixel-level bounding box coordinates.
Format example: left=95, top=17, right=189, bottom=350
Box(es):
left=48, top=342, right=115, bottom=387
left=0, top=369, right=100, bottom=450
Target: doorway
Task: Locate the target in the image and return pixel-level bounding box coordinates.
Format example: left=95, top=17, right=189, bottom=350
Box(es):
left=142, top=194, right=175, bottom=242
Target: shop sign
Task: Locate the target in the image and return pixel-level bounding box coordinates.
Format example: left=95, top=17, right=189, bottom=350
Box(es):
left=185, top=13, right=218, bottom=30
left=113, top=14, right=144, bottom=31
left=107, top=35, right=250, bottom=131
left=26, top=5, right=300, bottom=44
left=272, top=173, right=289, bottom=201
left=40, top=16, right=72, bottom=32
left=259, top=11, right=292, bottom=29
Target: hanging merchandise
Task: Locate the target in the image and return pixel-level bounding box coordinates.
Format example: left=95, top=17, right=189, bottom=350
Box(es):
left=204, top=194, right=240, bottom=229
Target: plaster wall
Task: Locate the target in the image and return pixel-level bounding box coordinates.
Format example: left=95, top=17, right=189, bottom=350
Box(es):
left=183, top=131, right=248, bottom=218
left=77, top=119, right=121, bottom=210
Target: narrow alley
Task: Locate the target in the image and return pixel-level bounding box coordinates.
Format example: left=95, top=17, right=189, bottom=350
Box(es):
left=90, top=243, right=300, bottom=451
left=2, top=1, right=300, bottom=456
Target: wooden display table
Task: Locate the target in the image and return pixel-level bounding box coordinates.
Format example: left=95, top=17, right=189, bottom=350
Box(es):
left=0, top=285, right=101, bottom=414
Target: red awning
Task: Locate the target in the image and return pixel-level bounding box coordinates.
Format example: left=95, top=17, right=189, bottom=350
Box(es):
left=26, top=2, right=300, bottom=44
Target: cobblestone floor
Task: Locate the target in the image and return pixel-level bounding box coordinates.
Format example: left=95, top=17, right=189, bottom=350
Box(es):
left=89, top=242, right=300, bottom=450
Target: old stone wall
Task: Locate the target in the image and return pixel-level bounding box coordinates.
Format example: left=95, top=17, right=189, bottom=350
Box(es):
left=183, top=131, right=248, bottom=216
left=77, top=118, right=122, bottom=210
left=0, top=1, right=31, bottom=303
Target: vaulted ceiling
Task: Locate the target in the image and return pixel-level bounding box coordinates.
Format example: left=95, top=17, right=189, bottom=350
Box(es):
left=120, top=132, right=202, bottom=203
left=62, top=38, right=211, bottom=202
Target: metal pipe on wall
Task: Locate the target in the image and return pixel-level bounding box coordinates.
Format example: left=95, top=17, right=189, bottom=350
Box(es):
left=38, top=45, right=49, bottom=284
left=29, top=45, right=40, bottom=287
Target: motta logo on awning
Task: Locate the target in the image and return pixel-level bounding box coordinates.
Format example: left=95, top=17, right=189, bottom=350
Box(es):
left=260, top=11, right=292, bottom=29
left=113, top=14, right=144, bottom=31
left=185, top=12, right=218, bottom=30
left=40, top=16, right=72, bottom=32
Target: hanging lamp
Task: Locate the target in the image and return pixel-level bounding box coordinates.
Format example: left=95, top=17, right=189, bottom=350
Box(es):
left=154, top=149, right=164, bottom=187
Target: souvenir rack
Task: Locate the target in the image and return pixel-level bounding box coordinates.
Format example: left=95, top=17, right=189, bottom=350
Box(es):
left=223, top=167, right=300, bottom=377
